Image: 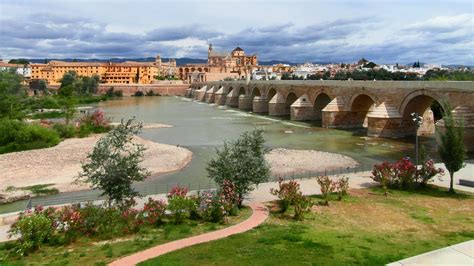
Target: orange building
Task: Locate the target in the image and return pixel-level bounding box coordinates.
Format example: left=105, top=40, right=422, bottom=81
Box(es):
left=30, top=55, right=176, bottom=85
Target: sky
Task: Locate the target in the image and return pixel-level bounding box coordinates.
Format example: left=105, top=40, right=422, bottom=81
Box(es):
left=0, top=0, right=473, bottom=64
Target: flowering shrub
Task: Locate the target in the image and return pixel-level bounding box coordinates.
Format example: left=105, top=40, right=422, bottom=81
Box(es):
left=167, top=185, right=194, bottom=224
left=394, top=158, right=416, bottom=189
left=270, top=179, right=301, bottom=213
left=142, top=198, right=167, bottom=225
left=198, top=191, right=225, bottom=222
left=336, top=177, right=349, bottom=200
left=9, top=211, right=53, bottom=256
left=371, top=158, right=445, bottom=193
left=218, top=179, right=238, bottom=214
left=269, top=179, right=313, bottom=220
left=316, top=176, right=337, bottom=205
left=417, top=159, right=444, bottom=186
left=167, top=185, right=189, bottom=199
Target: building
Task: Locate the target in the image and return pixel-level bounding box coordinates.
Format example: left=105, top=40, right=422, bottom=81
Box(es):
left=29, top=55, right=176, bottom=85
left=178, top=44, right=258, bottom=83
left=0, top=62, right=31, bottom=78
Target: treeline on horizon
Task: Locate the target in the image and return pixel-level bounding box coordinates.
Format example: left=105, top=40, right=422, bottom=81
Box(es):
left=282, top=69, right=474, bottom=81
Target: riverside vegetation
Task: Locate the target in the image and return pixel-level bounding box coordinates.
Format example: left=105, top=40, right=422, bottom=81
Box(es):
left=0, top=71, right=121, bottom=154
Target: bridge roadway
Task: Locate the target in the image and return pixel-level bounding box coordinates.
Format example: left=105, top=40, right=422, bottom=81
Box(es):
left=187, top=80, right=474, bottom=151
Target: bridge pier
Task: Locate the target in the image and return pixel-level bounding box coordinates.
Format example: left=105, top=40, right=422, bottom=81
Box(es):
left=193, top=86, right=207, bottom=101
left=252, top=97, right=268, bottom=113
left=225, top=89, right=239, bottom=107
left=268, top=92, right=288, bottom=116
left=214, top=87, right=226, bottom=105
left=366, top=103, right=403, bottom=137
left=291, top=94, right=315, bottom=121
left=238, top=95, right=253, bottom=111
left=204, top=87, right=215, bottom=103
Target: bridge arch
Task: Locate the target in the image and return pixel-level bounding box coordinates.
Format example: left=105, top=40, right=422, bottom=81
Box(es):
left=251, top=87, right=262, bottom=98
left=285, top=92, right=298, bottom=115
left=349, top=93, right=376, bottom=128
left=313, top=92, right=332, bottom=120
left=267, top=88, right=277, bottom=102
left=238, top=86, right=246, bottom=96
left=399, top=90, right=445, bottom=136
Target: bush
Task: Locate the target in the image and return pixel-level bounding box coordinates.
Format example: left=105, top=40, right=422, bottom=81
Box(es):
left=167, top=186, right=194, bottom=224
left=52, top=123, right=76, bottom=138
left=142, top=198, right=167, bottom=225
left=9, top=212, right=53, bottom=255
left=0, top=119, right=60, bottom=154
left=394, top=158, right=416, bottom=189
left=134, top=91, right=144, bottom=97
left=270, top=179, right=312, bottom=220
left=417, top=159, right=444, bottom=186
left=336, top=177, right=349, bottom=200
left=270, top=179, right=301, bottom=213
left=371, top=161, right=396, bottom=195
left=316, top=176, right=336, bottom=205
left=198, top=191, right=225, bottom=222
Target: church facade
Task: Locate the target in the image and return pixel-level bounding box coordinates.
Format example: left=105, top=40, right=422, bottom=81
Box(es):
left=178, top=44, right=258, bottom=83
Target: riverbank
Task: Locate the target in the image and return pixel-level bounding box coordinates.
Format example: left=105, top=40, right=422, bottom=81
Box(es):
left=265, top=148, right=359, bottom=176
left=0, top=133, right=192, bottom=203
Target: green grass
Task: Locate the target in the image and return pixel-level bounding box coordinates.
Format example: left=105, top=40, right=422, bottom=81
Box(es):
left=0, top=207, right=251, bottom=265
left=4, top=184, right=59, bottom=197
left=141, top=187, right=474, bottom=265
left=29, top=111, right=65, bottom=120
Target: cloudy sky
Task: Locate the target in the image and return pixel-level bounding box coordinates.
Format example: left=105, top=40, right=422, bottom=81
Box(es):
left=0, top=0, right=473, bottom=64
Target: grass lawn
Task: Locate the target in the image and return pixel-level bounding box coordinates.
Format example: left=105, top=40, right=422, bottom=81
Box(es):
left=0, top=207, right=251, bottom=265
left=142, top=187, right=474, bottom=265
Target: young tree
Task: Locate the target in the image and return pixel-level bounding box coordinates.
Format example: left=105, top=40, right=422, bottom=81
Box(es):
left=438, top=105, right=466, bottom=193
left=207, top=129, right=270, bottom=206
left=78, top=119, right=150, bottom=205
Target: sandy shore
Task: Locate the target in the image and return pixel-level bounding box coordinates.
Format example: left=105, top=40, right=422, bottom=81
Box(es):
left=265, top=148, right=359, bottom=176
left=0, top=134, right=192, bottom=201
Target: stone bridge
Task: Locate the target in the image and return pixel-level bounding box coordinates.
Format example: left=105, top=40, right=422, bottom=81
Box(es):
left=186, top=80, right=474, bottom=151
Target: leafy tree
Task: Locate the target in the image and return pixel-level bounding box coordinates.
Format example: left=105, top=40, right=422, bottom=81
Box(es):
left=207, top=129, right=270, bottom=206
left=60, top=71, right=77, bottom=88
left=363, top=62, right=377, bottom=68
left=8, top=58, right=29, bottom=65
left=438, top=105, right=466, bottom=193
left=78, top=119, right=150, bottom=205
left=0, top=71, right=27, bottom=119
left=58, top=96, right=76, bottom=125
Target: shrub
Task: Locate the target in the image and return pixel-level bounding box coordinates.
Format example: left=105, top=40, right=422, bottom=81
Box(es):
left=167, top=196, right=194, bottom=224
left=270, top=179, right=301, bottom=213
left=394, top=158, right=416, bottom=189
left=142, top=198, right=167, bottom=225
left=371, top=161, right=395, bottom=195
left=316, top=176, right=336, bottom=205
left=416, top=159, right=444, bottom=186
left=0, top=119, right=60, bottom=154
left=134, top=91, right=144, bottom=97
left=145, top=90, right=155, bottom=96
left=293, top=193, right=313, bottom=221
left=270, top=179, right=312, bottom=220
left=167, top=186, right=194, bottom=224
left=52, top=123, right=76, bottom=138
left=336, top=177, right=349, bottom=200
left=198, top=191, right=225, bottom=222
left=9, top=212, right=53, bottom=255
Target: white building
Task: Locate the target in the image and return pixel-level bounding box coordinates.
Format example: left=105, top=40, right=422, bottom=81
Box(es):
left=0, top=62, right=31, bottom=78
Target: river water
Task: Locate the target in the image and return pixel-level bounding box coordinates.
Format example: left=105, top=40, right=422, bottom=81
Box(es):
left=0, top=96, right=438, bottom=213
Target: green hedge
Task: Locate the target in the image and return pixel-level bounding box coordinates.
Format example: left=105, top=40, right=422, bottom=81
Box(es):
left=0, top=119, right=60, bottom=154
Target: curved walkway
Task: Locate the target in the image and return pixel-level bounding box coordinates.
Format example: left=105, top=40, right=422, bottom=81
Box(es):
left=109, top=201, right=269, bottom=266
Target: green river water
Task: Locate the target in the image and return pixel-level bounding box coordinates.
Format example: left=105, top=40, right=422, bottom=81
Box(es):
left=1, top=96, right=438, bottom=213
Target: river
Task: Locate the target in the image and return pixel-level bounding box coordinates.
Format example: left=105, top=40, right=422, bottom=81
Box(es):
left=0, top=96, right=438, bottom=213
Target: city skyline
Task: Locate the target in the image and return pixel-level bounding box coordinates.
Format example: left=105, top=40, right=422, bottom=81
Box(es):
left=0, top=0, right=473, bottom=65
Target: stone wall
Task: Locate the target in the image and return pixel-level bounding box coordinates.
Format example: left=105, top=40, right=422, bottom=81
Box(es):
left=97, top=84, right=188, bottom=96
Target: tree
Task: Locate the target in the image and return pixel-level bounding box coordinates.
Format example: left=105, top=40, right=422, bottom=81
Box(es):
left=0, top=71, right=27, bottom=119
left=8, top=58, right=29, bottom=65
left=438, top=105, right=466, bottom=193
left=60, top=71, right=77, bottom=88
left=78, top=119, right=150, bottom=205
left=207, top=129, right=270, bottom=206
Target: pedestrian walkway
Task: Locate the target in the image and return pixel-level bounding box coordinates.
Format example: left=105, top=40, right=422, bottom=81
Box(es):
left=109, top=201, right=269, bottom=266
left=387, top=240, right=473, bottom=265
